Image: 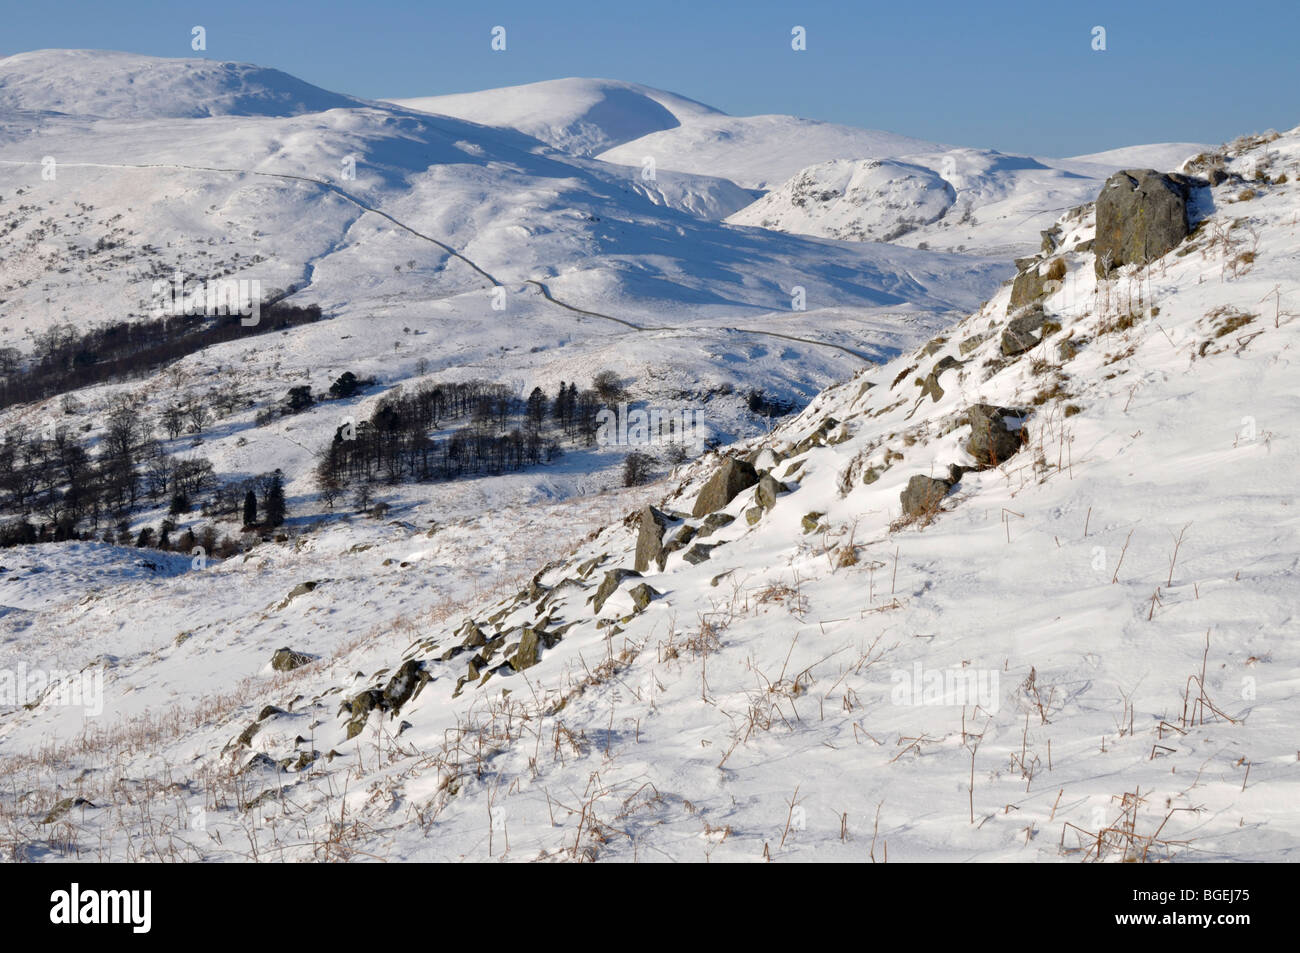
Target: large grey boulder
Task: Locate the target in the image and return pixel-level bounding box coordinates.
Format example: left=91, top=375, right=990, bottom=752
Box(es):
left=1009, top=257, right=1064, bottom=311
left=900, top=475, right=952, bottom=519
left=509, top=627, right=554, bottom=672
left=1094, top=169, right=1194, bottom=276
left=754, top=474, right=788, bottom=510
left=692, top=457, right=759, bottom=517
left=634, top=504, right=671, bottom=572
left=1001, top=308, right=1047, bottom=356
left=965, top=404, right=1027, bottom=468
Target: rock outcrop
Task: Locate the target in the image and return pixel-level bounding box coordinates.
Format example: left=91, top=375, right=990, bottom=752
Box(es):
left=965, top=404, right=1028, bottom=468
left=270, top=647, right=315, bottom=671
left=900, top=475, right=952, bottom=519
left=692, top=457, right=759, bottom=517
left=1094, top=169, right=1195, bottom=276
left=634, top=504, right=671, bottom=572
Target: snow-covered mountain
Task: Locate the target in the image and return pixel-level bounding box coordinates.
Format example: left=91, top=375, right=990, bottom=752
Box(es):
left=392, top=77, right=948, bottom=190
left=390, top=77, right=727, bottom=157
left=389, top=75, right=1205, bottom=257
left=727, top=145, right=1210, bottom=257
left=0, top=51, right=1015, bottom=530
left=0, top=48, right=1291, bottom=864
left=0, top=49, right=368, bottom=119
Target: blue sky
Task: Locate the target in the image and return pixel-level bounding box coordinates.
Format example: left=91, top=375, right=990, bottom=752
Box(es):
left=3, top=0, right=1296, bottom=156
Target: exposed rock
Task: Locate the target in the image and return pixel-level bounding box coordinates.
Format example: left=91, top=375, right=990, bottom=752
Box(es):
left=754, top=474, right=788, bottom=509
left=591, top=568, right=641, bottom=614
left=1009, top=258, right=1064, bottom=311
left=340, top=687, right=386, bottom=739
left=802, top=511, right=825, bottom=534
left=781, top=459, right=806, bottom=480
left=745, top=506, right=764, bottom=526
left=959, top=332, right=990, bottom=356
left=257, top=705, right=286, bottom=721
left=1095, top=169, right=1195, bottom=276
left=634, top=504, right=672, bottom=572
left=792, top=416, right=841, bottom=454
left=1002, top=308, right=1047, bottom=356
left=270, top=647, right=315, bottom=672
left=919, top=355, right=963, bottom=401
left=465, top=653, right=487, bottom=681
left=900, top=475, right=952, bottom=519
left=381, top=659, right=429, bottom=712
left=627, top=583, right=660, bottom=611
left=666, top=524, right=697, bottom=548
left=276, top=580, right=322, bottom=610
left=509, top=627, right=543, bottom=671
left=694, top=512, right=735, bottom=540
left=683, top=543, right=717, bottom=565
left=965, top=404, right=1028, bottom=468
left=692, top=457, right=759, bottom=517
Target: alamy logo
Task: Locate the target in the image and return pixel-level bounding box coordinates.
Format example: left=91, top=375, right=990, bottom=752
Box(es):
left=890, top=662, right=1000, bottom=712
left=49, top=883, right=151, bottom=933
left=0, top=664, right=103, bottom=716
left=150, top=270, right=261, bottom=326
left=595, top=403, right=705, bottom=450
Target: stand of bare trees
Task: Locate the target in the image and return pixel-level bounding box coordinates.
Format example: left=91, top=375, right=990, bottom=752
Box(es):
left=314, top=378, right=602, bottom=494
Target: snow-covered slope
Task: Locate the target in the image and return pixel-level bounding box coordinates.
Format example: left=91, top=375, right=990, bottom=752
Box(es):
left=727, top=157, right=956, bottom=244
left=390, top=77, right=724, bottom=157
left=728, top=144, right=1210, bottom=258
left=598, top=113, right=944, bottom=191
left=0, top=49, right=1009, bottom=616
left=4, top=118, right=1295, bottom=862
left=389, top=77, right=1205, bottom=257
left=0, top=49, right=368, bottom=119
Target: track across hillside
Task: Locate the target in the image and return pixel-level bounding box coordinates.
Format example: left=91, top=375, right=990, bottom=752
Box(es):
left=0, top=158, right=876, bottom=362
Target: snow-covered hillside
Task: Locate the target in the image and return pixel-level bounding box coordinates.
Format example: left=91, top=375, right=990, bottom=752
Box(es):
left=391, top=77, right=725, bottom=157
left=390, top=77, right=945, bottom=189
left=0, top=49, right=368, bottom=119
left=0, top=51, right=1021, bottom=537
left=387, top=75, right=1204, bottom=257
left=728, top=145, right=1208, bottom=258
left=3, top=101, right=1295, bottom=864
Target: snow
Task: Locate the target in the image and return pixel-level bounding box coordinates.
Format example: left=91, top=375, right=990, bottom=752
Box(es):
left=1, top=50, right=1290, bottom=863
left=0, top=49, right=368, bottom=119
left=390, top=77, right=724, bottom=157
left=729, top=145, right=1214, bottom=259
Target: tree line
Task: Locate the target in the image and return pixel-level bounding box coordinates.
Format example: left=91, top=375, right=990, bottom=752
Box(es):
left=0, top=297, right=324, bottom=410
left=314, top=378, right=605, bottom=501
